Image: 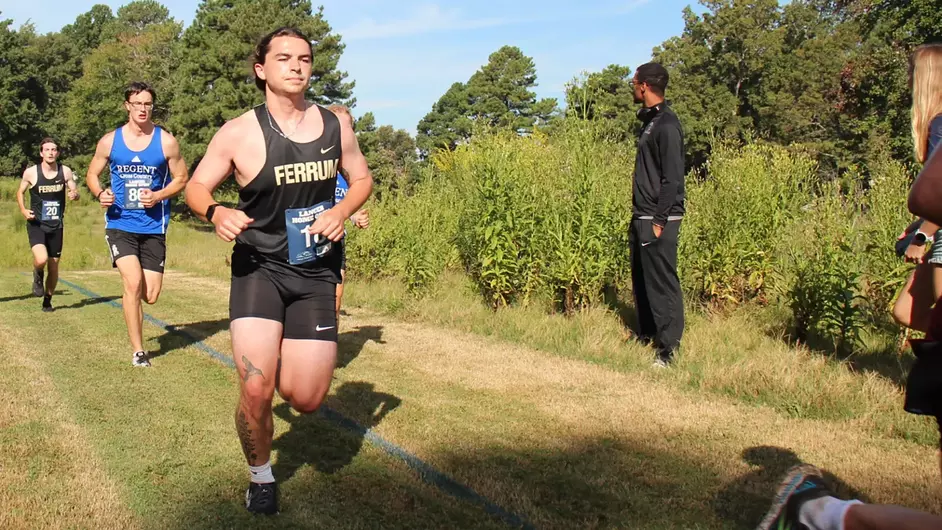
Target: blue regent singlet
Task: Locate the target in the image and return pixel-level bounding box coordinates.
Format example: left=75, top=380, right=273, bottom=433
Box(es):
left=105, top=126, right=171, bottom=235
left=335, top=174, right=349, bottom=204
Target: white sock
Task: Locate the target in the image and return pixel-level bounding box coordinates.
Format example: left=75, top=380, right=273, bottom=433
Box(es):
left=249, top=461, right=275, bottom=484
left=798, top=496, right=863, bottom=530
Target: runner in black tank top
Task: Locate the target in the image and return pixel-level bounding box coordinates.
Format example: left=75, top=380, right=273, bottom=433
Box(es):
left=228, top=103, right=343, bottom=333
left=29, top=164, right=67, bottom=232
left=185, top=28, right=374, bottom=515
left=233, top=104, right=341, bottom=281
left=16, top=137, right=79, bottom=311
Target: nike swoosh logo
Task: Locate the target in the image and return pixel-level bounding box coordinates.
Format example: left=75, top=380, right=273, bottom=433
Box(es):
left=641, top=241, right=654, bottom=247
left=315, top=325, right=335, bottom=332
left=320, top=145, right=335, bottom=154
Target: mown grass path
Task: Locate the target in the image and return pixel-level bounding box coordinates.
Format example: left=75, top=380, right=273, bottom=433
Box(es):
left=0, top=270, right=939, bottom=529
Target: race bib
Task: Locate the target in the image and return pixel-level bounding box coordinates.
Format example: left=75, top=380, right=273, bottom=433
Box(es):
left=124, top=176, right=153, bottom=210
left=40, top=200, right=61, bottom=222
left=285, top=201, right=334, bottom=265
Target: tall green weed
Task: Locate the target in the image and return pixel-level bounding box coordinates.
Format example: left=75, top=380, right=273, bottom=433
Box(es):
left=345, top=130, right=915, bottom=352
left=679, top=143, right=816, bottom=305
left=440, top=124, right=633, bottom=310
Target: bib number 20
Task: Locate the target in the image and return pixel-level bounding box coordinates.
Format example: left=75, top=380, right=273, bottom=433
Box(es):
left=40, top=200, right=61, bottom=221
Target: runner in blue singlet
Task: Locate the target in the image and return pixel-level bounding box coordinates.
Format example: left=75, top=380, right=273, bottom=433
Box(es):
left=328, top=106, right=371, bottom=326
left=85, top=81, right=190, bottom=367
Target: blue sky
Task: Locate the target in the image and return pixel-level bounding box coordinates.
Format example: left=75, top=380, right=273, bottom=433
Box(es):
left=3, top=0, right=696, bottom=133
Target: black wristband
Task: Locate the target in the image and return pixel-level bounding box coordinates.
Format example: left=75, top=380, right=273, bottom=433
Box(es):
left=96, top=190, right=104, bottom=200
left=206, top=203, right=221, bottom=222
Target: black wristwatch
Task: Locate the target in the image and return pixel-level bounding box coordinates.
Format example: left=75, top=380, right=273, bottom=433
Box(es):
left=206, top=203, right=220, bottom=222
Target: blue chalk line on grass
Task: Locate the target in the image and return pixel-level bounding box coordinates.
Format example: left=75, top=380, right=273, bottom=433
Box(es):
left=57, top=277, right=533, bottom=529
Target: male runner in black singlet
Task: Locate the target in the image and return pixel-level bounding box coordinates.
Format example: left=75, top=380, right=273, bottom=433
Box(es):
left=185, top=27, right=373, bottom=514
left=16, top=137, right=79, bottom=311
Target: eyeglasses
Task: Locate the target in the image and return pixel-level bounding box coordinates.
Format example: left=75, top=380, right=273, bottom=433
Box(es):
left=127, top=101, right=154, bottom=109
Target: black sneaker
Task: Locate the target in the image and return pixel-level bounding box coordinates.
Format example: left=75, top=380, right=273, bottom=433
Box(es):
left=653, top=350, right=675, bottom=368
left=42, top=295, right=54, bottom=312
left=245, top=482, right=278, bottom=515
left=757, top=464, right=833, bottom=530
left=132, top=351, right=151, bottom=367
left=32, top=269, right=44, bottom=297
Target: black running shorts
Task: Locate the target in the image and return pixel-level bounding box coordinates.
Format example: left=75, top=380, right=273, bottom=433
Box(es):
left=105, top=229, right=166, bottom=273
left=27, top=223, right=63, bottom=258
left=229, top=247, right=338, bottom=341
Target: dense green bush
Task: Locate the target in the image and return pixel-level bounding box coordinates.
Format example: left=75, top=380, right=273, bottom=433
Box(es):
left=344, top=177, right=460, bottom=294
left=442, top=124, right=633, bottom=310
left=346, top=128, right=915, bottom=350
left=679, top=143, right=817, bottom=306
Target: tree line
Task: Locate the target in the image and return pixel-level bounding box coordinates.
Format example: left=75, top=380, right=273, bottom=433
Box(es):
left=1, top=0, right=940, bottom=186
left=0, top=0, right=416, bottom=192
left=418, top=0, right=941, bottom=177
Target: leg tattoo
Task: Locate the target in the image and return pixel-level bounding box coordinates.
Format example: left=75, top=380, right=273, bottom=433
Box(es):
left=237, top=410, right=258, bottom=464
left=242, top=355, right=264, bottom=382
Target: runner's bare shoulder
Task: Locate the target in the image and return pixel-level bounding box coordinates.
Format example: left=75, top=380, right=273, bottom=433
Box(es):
left=159, top=128, right=180, bottom=148
left=21, top=164, right=37, bottom=184
left=214, top=108, right=263, bottom=153
left=97, top=130, right=117, bottom=155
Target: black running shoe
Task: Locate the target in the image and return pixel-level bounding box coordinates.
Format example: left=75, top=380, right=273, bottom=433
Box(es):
left=42, top=295, right=53, bottom=312
left=245, top=482, right=278, bottom=515
left=132, top=351, right=151, bottom=368
left=757, top=464, right=833, bottom=530
left=32, top=269, right=44, bottom=297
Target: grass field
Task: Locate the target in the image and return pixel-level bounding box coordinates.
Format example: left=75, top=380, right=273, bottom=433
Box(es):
left=2, top=181, right=941, bottom=528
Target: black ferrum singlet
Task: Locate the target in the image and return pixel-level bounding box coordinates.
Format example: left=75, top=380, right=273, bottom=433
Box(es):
left=29, top=164, right=67, bottom=232
left=236, top=104, right=341, bottom=267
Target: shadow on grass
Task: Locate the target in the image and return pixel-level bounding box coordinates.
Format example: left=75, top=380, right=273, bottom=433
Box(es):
left=56, top=295, right=119, bottom=310
left=151, top=318, right=230, bottom=359
left=764, top=313, right=914, bottom=388
left=836, top=345, right=913, bottom=389
left=805, top=336, right=911, bottom=389
left=272, top=381, right=401, bottom=482
left=168, top=436, right=910, bottom=530
left=713, top=446, right=871, bottom=529
left=0, top=289, right=66, bottom=303
left=168, top=451, right=504, bottom=530
left=602, top=284, right=641, bottom=339
left=337, top=325, right=384, bottom=369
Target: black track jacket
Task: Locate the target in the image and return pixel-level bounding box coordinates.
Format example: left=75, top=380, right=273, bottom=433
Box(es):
left=633, top=102, right=685, bottom=225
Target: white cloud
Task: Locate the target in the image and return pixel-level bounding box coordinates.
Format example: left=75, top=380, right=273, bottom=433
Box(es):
left=340, top=4, right=512, bottom=41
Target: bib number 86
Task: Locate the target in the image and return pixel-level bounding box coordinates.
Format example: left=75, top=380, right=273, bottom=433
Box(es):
left=128, top=188, right=142, bottom=203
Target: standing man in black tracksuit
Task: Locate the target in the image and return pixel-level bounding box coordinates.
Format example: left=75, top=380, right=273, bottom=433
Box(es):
left=630, top=62, right=685, bottom=367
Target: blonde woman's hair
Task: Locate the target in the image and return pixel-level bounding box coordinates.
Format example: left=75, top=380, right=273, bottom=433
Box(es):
left=327, top=104, right=354, bottom=127
left=911, top=44, right=942, bottom=163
